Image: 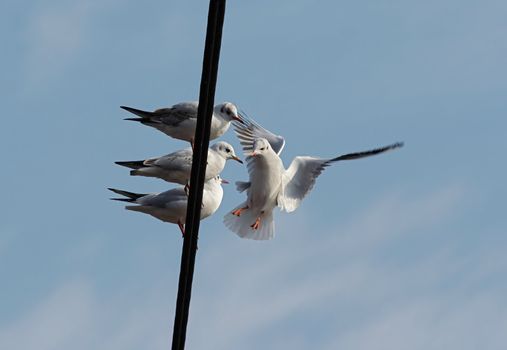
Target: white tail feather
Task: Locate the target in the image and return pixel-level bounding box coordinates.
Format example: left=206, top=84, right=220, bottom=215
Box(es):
left=223, top=202, right=275, bottom=240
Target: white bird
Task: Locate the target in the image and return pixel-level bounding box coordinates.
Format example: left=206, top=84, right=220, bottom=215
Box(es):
left=121, top=101, right=243, bottom=147
left=115, top=141, right=242, bottom=187
left=224, top=135, right=403, bottom=240
left=109, top=175, right=227, bottom=236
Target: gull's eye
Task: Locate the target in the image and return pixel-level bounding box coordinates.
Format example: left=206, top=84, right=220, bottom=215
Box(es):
left=260, top=147, right=266, bottom=151
left=225, top=148, right=231, bottom=153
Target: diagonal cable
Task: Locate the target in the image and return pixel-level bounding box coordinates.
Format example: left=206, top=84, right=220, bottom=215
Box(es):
left=171, top=1, right=227, bottom=349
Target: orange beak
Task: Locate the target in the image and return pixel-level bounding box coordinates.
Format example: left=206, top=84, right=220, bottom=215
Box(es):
left=221, top=179, right=230, bottom=184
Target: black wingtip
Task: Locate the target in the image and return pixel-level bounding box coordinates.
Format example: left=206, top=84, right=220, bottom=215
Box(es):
left=120, top=105, right=137, bottom=112
left=114, top=160, right=144, bottom=170
left=108, top=187, right=135, bottom=202
left=330, top=141, right=405, bottom=162
left=110, top=197, right=132, bottom=202
left=120, top=105, right=153, bottom=119
left=108, top=187, right=146, bottom=201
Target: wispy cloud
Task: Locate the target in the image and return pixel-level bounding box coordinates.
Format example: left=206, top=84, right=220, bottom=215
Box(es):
left=22, top=2, right=94, bottom=87
left=3, top=184, right=505, bottom=350
left=0, top=279, right=95, bottom=350
left=185, top=184, right=469, bottom=349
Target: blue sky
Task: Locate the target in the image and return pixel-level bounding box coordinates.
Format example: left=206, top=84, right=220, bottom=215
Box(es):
left=1, top=0, right=506, bottom=349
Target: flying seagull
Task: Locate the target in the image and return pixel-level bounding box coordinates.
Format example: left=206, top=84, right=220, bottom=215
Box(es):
left=225, top=118, right=403, bottom=240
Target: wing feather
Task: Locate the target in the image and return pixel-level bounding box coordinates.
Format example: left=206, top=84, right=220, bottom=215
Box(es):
left=278, top=142, right=404, bottom=212
left=232, top=114, right=285, bottom=155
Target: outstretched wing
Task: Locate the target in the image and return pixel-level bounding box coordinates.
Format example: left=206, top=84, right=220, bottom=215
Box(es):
left=278, top=156, right=329, bottom=213
left=232, top=114, right=285, bottom=155
left=278, top=142, right=403, bottom=212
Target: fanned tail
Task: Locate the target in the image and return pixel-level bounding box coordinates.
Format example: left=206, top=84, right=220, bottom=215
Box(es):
left=223, top=202, right=275, bottom=240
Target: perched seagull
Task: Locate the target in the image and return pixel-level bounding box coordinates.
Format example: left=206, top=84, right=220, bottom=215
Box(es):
left=224, top=136, right=403, bottom=241
left=109, top=175, right=226, bottom=236
left=115, top=141, right=242, bottom=188
left=121, top=101, right=244, bottom=147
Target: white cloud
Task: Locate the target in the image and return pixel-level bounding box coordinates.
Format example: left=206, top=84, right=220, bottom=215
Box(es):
left=0, top=279, right=95, bottom=350
left=327, top=292, right=507, bottom=350
left=23, top=1, right=94, bottom=87
left=185, top=183, right=478, bottom=349
left=3, top=183, right=505, bottom=350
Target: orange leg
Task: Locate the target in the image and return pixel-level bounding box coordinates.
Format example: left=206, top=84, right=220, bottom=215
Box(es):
left=250, top=217, right=261, bottom=230
left=232, top=205, right=249, bottom=217
left=178, top=220, right=185, bottom=237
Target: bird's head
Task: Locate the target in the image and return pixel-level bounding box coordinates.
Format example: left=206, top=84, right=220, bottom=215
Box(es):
left=215, top=175, right=229, bottom=185
left=217, top=102, right=243, bottom=123
left=250, top=138, right=271, bottom=157
left=212, top=141, right=243, bottom=163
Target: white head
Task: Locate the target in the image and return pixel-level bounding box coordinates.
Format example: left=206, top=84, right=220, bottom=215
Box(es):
left=215, top=102, right=243, bottom=123
left=251, top=138, right=271, bottom=157
left=205, top=175, right=229, bottom=188
left=211, top=141, right=243, bottom=163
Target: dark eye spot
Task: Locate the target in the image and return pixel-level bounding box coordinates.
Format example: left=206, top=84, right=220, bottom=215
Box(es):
left=260, top=147, right=265, bottom=151
left=226, top=148, right=231, bottom=153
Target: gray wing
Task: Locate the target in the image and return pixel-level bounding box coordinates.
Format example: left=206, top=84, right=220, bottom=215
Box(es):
left=232, top=115, right=285, bottom=155
left=153, top=101, right=198, bottom=127
left=138, top=187, right=187, bottom=207
left=146, top=147, right=193, bottom=170
left=121, top=101, right=198, bottom=126
left=278, top=142, right=404, bottom=212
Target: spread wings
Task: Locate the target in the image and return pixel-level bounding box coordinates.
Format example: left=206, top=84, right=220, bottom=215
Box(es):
left=278, top=142, right=403, bottom=212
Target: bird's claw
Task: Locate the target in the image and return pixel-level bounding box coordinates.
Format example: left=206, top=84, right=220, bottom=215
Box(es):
left=232, top=206, right=248, bottom=217
left=250, top=217, right=261, bottom=230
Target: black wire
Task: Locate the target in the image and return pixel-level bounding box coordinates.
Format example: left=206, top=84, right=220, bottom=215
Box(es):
left=171, top=1, right=227, bottom=349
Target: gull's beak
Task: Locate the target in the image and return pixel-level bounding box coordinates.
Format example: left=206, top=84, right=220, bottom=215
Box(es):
left=232, top=114, right=245, bottom=124
left=221, top=178, right=230, bottom=184
left=232, top=155, right=243, bottom=164
left=250, top=151, right=257, bottom=157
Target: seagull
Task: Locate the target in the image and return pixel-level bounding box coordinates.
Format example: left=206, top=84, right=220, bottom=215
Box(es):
left=224, top=129, right=403, bottom=240
left=109, top=175, right=227, bottom=236
left=115, top=141, right=242, bottom=188
left=121, top=101, right=244, bottom=147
